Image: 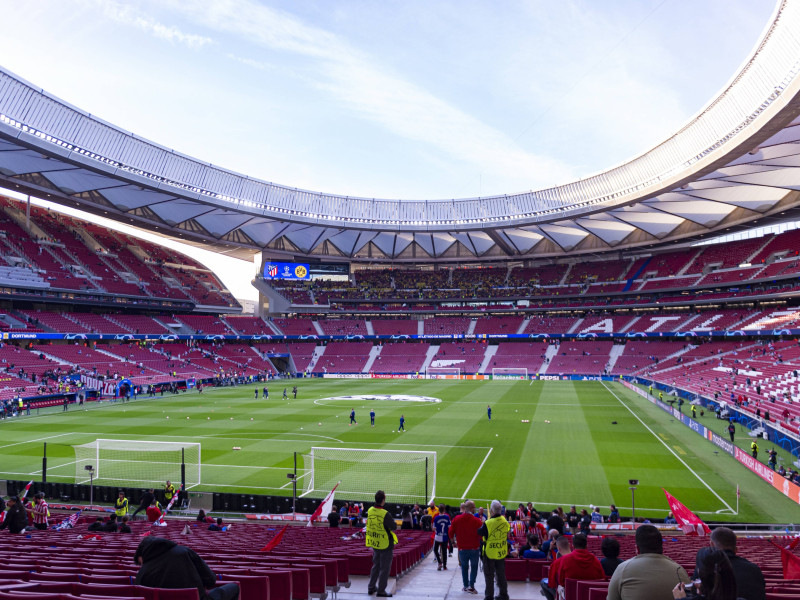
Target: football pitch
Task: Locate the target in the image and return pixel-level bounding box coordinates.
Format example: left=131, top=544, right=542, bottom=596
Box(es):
left=1, top=379, right=799, bottom=523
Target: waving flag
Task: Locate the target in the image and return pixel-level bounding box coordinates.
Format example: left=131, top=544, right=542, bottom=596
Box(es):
left=662, top=488, right=710, bottom=536
left=308, top=483, right=339, bottom=526
left=261, top=524, right=289, bottom=552
left=51, top=510, right=82, bottom=531
left=771, top=541, right=800, bottom=579
left=19, top=480, right=34, bottom=501
left=153, top=492, right=180, bottom=527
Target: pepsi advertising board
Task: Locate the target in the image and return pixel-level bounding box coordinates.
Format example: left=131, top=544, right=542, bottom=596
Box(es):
left=263, top=262, right=311, bottom=281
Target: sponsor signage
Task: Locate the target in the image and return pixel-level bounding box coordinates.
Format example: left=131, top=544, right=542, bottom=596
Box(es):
left=263, top=262, right=311, bottom=281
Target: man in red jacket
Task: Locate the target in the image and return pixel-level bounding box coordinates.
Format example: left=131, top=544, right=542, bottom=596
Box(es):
left=555, top=534, right=604, bottom=587
left=449, top=500, right=483, bottom=594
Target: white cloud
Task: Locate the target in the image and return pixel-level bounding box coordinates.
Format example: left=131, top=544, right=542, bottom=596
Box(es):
left=98, top=0, right=213, bottom=49
left=159, top=0, right=575, bottom=192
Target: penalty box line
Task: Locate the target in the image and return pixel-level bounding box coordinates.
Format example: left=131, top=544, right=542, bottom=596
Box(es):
left=602, top=382, right=734, bottom=514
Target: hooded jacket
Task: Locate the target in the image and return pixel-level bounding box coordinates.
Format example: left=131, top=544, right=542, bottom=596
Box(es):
left=134, top=537, right=216, bottom=600
left=0, top=501, right=28, bottom=534
left=557, top=548, right=605, bottom=586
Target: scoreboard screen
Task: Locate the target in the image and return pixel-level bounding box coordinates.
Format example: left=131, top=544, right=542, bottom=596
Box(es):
left=263, top=262, right=311, bottom=281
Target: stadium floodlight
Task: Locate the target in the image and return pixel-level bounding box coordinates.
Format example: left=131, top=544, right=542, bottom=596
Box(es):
left=74, top=440, right=200, bottom=488
left=491, top=368, right=528, bottom=380
left=425, top=367, right=461, bottom=380
left=301, top=447, right=436, bottom=504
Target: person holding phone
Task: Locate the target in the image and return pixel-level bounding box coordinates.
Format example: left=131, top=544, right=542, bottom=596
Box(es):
left=673, top=547, right=742, bottom=600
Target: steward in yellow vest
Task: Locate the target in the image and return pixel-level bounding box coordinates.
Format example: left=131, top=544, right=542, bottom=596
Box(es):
left=477, top=502, right=510, bottom=600
left=751, top=440, right=759, bottom=459
left=164, top=481, right=176, bottom=503
left=115, top=491, right=129, bottom=517
left=365, top=490, right=397, bottom=596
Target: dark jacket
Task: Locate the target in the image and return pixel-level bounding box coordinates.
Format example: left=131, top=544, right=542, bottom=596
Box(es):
left=694, top=549, right=765, bottom=600
left=0, top=502, right=27, bottom=533
left=139, top=491, right=155, bottom=508
left=328, top=512, right=340, bottom=527
left=87, top=520, right=104, bottom=532
left=102, top=520, right=118, bottom=532
left=134, top=537, right=216, bottom=600
left=601, top=557, right=624, bottom=577
left=374, top=506, right=397, bottom=549
left=119, top=523, right=132, bottom=533
left=546, top=514, right=565, bottom=535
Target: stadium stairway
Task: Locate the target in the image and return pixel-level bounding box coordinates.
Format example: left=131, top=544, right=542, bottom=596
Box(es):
left=516, top=318, right=529, bottom=334
left=417, top=321, right=424, bottom=335
left=466, top=319, right=477, bottom=335
left=605, top=344, right=626, bottom=372
left=313, top=321, right=325, bottom=336
left=362, top=345, right=381, bottom=373
left=307, top=346, right=326, bottom=372
left=566, top=318, right=584, bottom=334
left=478, top=345, right=498, bottom=374
left=365, top=321, right=375, bottom=335
left=419, top=345, right=439, bottom=374
left=539, top=345, right=559, bottom=374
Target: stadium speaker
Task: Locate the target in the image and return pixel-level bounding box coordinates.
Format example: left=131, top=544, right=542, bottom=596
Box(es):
left=213, top=493, right=223, bottom=511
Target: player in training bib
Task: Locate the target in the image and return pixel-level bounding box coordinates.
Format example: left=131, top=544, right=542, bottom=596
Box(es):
left=350, top=409, right=357, bottom=425
left=370, top=409, right=375, bottom=427
left=399, top=415, right=405, bottom=431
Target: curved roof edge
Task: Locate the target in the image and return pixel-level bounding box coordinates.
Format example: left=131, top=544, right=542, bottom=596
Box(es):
left=0, top=1, right=798, bottom=232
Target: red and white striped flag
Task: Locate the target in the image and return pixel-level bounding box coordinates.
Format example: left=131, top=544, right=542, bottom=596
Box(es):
left=153, top=490, right=180, bottom=526
left=19, top=480, right=34, bottom=501
left=308, top=483, right=339, bottom=526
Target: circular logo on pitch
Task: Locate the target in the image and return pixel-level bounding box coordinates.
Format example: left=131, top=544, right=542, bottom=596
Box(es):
left=294, top=265, right=308, bottom=278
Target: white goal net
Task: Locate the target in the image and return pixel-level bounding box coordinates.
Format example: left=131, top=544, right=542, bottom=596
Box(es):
left=74, top=439, right=201, bottom=488
left=301, top=447, right=436, bottom=504
left=492, top=368, right=528, bottom=380
left=425, top=367, right=461, bottom=379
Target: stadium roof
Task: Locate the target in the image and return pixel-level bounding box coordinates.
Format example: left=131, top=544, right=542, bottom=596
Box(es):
left=0, top=2, right=799, bottom=263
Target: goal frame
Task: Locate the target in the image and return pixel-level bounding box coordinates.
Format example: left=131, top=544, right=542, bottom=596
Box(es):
left=425, top=367, right=461, bottom=380
left=492, top=367, right=528, bottom=380
left=302, top=446, right=436, bottom=504
left=74, top=439, right=201, bottom=488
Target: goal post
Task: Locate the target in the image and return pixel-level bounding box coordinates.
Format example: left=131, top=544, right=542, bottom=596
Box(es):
left=491, top=368, right=528, bottom=380
left=425, top=367, right=461, bottom=380
left=301, top=447, right=436, bottom=504
left=74, top=440, right=201, bottom=488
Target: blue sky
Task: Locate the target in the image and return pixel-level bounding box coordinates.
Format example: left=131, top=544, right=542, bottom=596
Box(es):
left=0, top=0, right=778, bottom=299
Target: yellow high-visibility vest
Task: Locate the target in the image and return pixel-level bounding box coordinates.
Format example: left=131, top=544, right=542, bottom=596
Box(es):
left=365, top=506, right=397, bottom=550
left=483, top=515, right=510, bottom=560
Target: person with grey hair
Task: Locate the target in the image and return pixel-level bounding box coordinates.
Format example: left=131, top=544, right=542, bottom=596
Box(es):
left=477, top=500, right=510, bottom=600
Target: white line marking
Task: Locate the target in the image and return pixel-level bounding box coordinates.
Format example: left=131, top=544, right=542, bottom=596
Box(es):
left=0, top=432, right=74, bottom=450
left=602, top=382, right=734, bottom=514
left=462, top=448, right=493, bottom=499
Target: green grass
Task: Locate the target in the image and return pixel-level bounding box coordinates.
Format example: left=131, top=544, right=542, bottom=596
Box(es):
left=1, top=379, right=800, bottom=523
